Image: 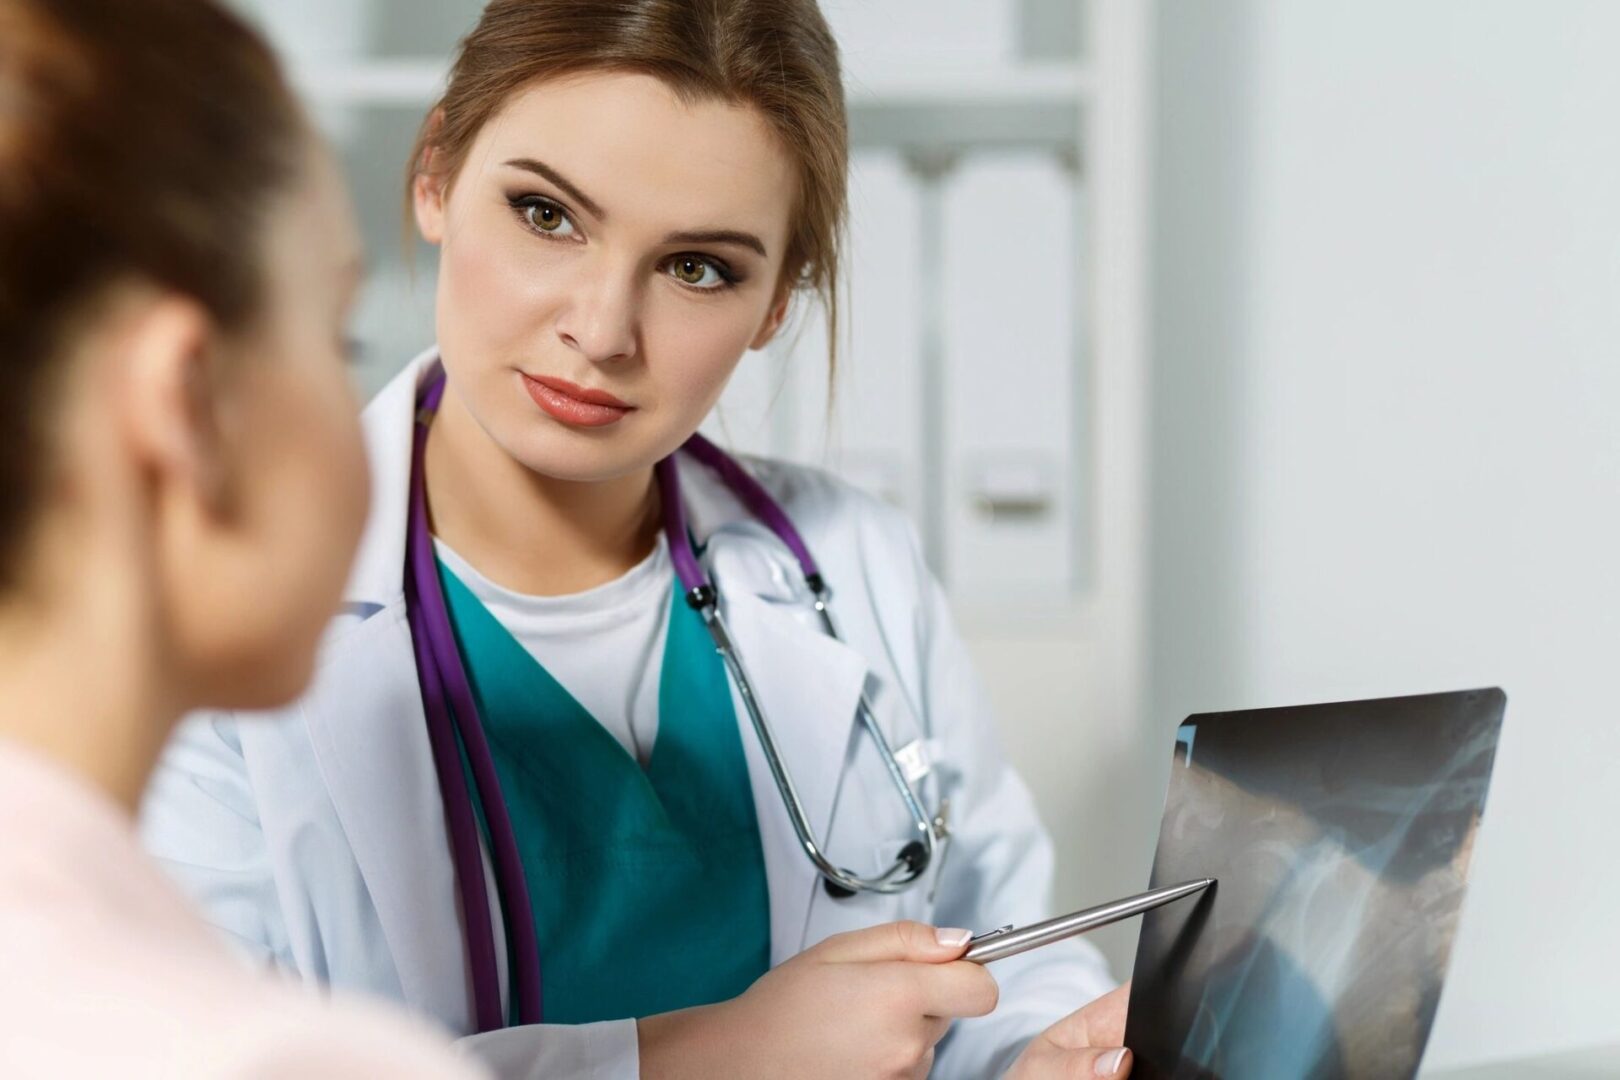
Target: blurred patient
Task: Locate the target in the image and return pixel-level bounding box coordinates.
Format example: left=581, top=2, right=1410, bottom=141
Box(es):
left=0, top=0, right=484, bottom=1075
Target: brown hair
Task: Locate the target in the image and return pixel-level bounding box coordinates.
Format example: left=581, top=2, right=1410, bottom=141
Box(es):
left=408, top=0, right=848, bottom=380
left=0, top=0, right=305, bottom=589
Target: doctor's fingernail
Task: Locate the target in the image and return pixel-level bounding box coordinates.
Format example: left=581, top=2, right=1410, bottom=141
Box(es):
left=1094, top=1048, right=1128, bottom=1076
left=935, top=927, right=972, bottom=948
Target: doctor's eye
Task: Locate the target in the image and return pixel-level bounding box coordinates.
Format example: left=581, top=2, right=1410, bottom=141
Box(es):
left=510, top=195, right=578, bottom=239
left=665, top=254, right=737, bottom=291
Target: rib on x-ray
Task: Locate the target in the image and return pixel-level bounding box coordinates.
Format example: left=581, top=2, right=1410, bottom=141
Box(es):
left=1126, top=688, right=1505, bottom=1080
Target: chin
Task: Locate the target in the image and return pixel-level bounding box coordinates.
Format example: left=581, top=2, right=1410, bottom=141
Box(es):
left=508, top=427, right=670, bottom=485
left=198, top=642, right=321, bottom=713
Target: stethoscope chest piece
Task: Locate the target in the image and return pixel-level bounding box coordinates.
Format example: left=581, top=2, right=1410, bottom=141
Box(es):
left=821, top=838, right=932, bottom=899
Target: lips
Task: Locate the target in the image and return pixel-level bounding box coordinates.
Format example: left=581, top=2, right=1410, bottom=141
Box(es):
left=521, top=373, right=634, bottom=428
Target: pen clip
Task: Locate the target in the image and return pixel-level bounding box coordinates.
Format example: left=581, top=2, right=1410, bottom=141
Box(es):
left=926, top=797, right=952, bottom=905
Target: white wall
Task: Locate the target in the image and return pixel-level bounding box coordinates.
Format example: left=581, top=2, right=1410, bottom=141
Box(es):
left=1152, top=0, right=1620, bottom=1069
left=940, top=0, right=1157, bottom=983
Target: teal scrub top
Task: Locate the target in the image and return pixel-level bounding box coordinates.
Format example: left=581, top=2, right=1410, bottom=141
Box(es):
left=437, top=559, right=771, bottom=1025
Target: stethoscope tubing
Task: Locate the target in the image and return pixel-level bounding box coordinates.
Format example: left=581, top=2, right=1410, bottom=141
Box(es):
left=409, top=375, right=543, bottom=1029
left=654, top=451, right=938, bottom=897
left=407, top=367, right=939, bottom=1031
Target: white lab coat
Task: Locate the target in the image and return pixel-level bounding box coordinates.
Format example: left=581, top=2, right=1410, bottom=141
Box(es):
left=140, top=351, right=1113, bottom=1080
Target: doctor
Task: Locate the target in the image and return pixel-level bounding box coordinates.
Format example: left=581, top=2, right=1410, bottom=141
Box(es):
left=142, top=1, right=1126, bottom=1077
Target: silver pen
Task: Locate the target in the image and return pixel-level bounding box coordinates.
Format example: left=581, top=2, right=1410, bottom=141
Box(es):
left=964, top=878, right=1215, bottom=965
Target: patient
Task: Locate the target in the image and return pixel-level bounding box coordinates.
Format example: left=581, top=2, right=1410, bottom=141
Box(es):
left=0, top=0, right=482, bottom=1074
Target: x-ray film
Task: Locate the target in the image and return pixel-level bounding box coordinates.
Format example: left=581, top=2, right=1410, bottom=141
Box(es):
left=1126, top=688, right=1506, bottom=1080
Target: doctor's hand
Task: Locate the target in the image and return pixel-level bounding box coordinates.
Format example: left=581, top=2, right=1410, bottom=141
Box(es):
left=1006, top=982, right=1132, bottom=1080
left=638, top=920, right=998, bottom=1079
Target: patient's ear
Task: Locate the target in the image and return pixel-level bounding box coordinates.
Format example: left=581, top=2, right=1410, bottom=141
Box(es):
left=119, top=296, right=228, bottom=511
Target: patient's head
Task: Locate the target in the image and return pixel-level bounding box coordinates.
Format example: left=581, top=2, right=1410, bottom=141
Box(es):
left=0, top=0, right=368, bottom=712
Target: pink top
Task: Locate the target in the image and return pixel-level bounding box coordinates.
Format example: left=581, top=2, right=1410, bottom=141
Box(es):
left=0, top=740, right=488, bottom=1079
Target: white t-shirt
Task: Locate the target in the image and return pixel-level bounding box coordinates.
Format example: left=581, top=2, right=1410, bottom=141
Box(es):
left=434, top=536, right=672, bottom=766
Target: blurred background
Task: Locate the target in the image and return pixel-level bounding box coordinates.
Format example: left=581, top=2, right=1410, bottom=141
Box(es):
left=227, top=0, right=1620, bottom=1072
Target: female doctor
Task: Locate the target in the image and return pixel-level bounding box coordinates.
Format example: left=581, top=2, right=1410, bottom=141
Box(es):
left=142, top=1, right=1128, bottom=1077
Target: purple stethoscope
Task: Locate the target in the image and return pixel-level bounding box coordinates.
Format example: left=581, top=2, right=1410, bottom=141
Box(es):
left=404, top=369, right=940, bottom=1031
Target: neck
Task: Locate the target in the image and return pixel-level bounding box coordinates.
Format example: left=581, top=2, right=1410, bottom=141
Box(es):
left=1, top=324, right=189, bottom=817
left=425, top=387, right=663, bottom=596
left=0, top=578, right=174, bottom=815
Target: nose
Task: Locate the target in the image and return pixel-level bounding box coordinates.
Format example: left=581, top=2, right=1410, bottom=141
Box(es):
left=554, top=257, right=639, bottom=366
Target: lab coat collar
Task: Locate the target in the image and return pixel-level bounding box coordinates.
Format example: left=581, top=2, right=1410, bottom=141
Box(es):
left=341, top=348, right=437, bottom=611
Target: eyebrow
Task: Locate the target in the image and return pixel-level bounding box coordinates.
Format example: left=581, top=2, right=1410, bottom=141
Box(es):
left=502, top=157, right=605, bottom=220
left=502, top=157, right=768, bottom=259
left=663, top=229, right=768, bottom=259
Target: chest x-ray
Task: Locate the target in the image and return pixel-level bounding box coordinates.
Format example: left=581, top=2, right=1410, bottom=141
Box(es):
left=1126, top=688, right=1505, bottom=1080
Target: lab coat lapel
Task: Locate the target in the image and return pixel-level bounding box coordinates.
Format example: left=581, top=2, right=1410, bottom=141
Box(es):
left=678, top=456, right=870, bottom=964
left=300, top=609, right=481, bottom=1030
left=717, top=588, right=867, bottom=964
left=300, top=350, right=489, bottom=1029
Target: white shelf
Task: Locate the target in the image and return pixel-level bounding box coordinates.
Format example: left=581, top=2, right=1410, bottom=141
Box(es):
left=291, top=57, right=1091, bottom=111
left=847, top=63, right=1093, bottom=108
left=292, top=58, right=448, bottom=106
